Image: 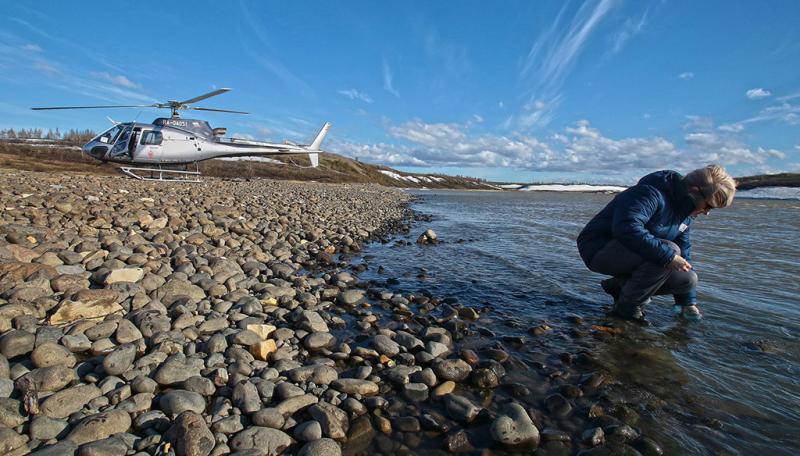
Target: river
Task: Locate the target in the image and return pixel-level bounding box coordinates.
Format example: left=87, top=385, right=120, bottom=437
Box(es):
left=359, top=190, right=800, bottom=454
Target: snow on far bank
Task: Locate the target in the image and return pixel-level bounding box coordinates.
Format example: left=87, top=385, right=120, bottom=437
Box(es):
left=519, top=184, right=627, bottom=193
left=736, top=187, right=800, bottom=200
left=379, top=169, right=444, bottom=184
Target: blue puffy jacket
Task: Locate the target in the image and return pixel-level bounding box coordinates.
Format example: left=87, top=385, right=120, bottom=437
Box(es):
left=577, top=170, right=697, bottom=303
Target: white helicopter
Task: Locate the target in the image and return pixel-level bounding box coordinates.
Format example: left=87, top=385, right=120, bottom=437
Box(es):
left=32, top=88, right=330, bottom=182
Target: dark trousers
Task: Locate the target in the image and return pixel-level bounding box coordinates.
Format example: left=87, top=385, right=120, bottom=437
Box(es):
left=588, top=239, right=697, bottom=308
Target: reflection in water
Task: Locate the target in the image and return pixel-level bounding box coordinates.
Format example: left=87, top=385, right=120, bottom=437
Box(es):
left=359, top=190, right=800, bottom=454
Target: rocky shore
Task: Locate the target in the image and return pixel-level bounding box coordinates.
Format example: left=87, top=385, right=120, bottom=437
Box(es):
left=0, top=169, right=662, bottom=456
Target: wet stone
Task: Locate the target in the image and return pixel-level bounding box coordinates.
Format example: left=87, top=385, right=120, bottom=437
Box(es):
left=444, top=394, right=481, bottom=423
left=545, top=393, right=572, bottom=417
left=434, top=358, right=472, bottom=382
left=403, top=382, right=429, bottom=402
left=491, top=402, right=540, bottom=447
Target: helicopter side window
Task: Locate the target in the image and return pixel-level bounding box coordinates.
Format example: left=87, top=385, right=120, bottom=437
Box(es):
left=141, top=131, right=163, bottom=146
left=96, top=125, right=123, bottom=144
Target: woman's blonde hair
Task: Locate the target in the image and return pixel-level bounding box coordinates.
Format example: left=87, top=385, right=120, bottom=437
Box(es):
left=683, top=164, right=736, bottom=208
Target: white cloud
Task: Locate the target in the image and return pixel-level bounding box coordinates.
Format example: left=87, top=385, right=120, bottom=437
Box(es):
left=718, top=123, right=744, bottom=133
left=520, top=0, right=616, bottom=129
left=678, top=72, right=694, bottom=80
left=331, top=116, right=785, bottom=177
left=382, top=58, right=400, bottom=98
left=472, top=114, right=484, bottom=123
left=337, top=89, right=373, bottom=104
left=610, top=12, right=648, bottom=54
left=22, top=43, right=42, bottom=52
left=683, top=115, right=714, bottom=130
left=746, top=88, right=772, bottom=99
left=92, top=72, right=141, bottom=89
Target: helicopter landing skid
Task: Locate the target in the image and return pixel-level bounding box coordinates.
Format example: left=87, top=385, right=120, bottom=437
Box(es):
left=119, top=164, right=202, bottom=183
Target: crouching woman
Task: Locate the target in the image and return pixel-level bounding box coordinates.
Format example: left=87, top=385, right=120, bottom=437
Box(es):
left=577, top=165, right=736, bottom=322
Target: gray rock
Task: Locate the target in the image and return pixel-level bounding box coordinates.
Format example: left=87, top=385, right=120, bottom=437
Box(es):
left=211, top=416, right=245, bottom=434
left=114, top=319, right=142, bottom=344
left=232, top=381, right=261, bottom=413
left=372, top=335, right=400, bottom=357
left=31, top=341, right=77, bottom=368
left=304, top=332, right=335, bottom=350
left=164, top=411, right=215, bottom=456
left=434, top=358, right=472, bottom=382
left=0, top=378, right=12, bottom=397
left=293, top=420, right=323, bottom=442
left=62, top=334, right=92, bottom=352
left=308, top=402, right=349, bottom=440
left=403, top=383, right=429, bottom=402
left=251, top=408, right=285, bottom=429
left=274, top=382, right=304, bottom=400
left=395, top=331, right=424, bottom=351
left=298, top=311, right=329, bottom=333
left=183, top=376, right=216, bottom=396
left=77, top=437, right=128, bottom=456
left=490, top=402, right=540, bottom=447
left=67, top=410, right=132, bottom=445
left=336, top=290, right=365, bottom=307
left=131, top=375, right=158, bottom=394
left=285, top=365, right=338, bottom=385
left=444, top=394, right=481, bottom=423
left=426, top=341, right=450, bottom=358
left=0, top=354, right=8, bottom=378
left=16, top=365, right=77, bottom=392
left=0, top=330, right=35, bottom=359
left=229, top=427, right=292, bottom=456
left=103, top=343, right=137, bottom=376
left=30, top=415, right=69, bottom=440
left=0, top=427, right=27, bottom=453
left=274, top=394, right=318, bottom=416
left=0, top=397, right=25, bottom=427
left=297, top=438, right=341, bottom=456
left=330, top=379, right=379, bottom=396
left=29, top=440, right=78, bottom=456
left=41, top=384, right=102, bottom=418
left=154, top=355, right=203, bottom=385
left=159, top=390, right=206, bottom=417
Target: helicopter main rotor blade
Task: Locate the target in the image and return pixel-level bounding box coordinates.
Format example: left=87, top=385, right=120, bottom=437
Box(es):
left=190, top=106, right=249, bottom=114
left=178, top=88, right=231, bottom=105
left=31, top=105, right=156, bottom=110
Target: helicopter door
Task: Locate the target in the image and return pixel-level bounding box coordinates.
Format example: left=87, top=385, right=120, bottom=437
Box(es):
left=140, top=130, right=164, bottom=162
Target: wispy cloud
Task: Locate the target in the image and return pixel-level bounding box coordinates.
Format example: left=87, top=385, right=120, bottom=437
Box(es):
left=238, top=3, right=314, bottom=99
left=610, top=11, right=648, bottom=54
left=337, top=88, right=373, bottom=104
left=746, top=88, right=772, bottom=99
left=519, top=0, right=617, bottom=128
left=22, top=43, right=42, bottom=53
left=92, top=72, right=142, bottom=90
left=678, top=72, right=694, bottom=80
left=382, top=58, right=400, bottom=98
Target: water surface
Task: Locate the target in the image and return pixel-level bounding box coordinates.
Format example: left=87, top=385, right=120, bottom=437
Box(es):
left=361, top=190, right=800, bottom=454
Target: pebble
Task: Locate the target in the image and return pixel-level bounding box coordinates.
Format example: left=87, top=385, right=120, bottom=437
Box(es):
left=294, top=420, right=323, bottom=441
left=66, top=410, right=132, bottom=445
left=159, top=390, right=206, bottom=417
left=444, top=394, right=481, bottom=423
left=229, top=427, right=292, bottom=455
left=297, top=438, right=342, bottom=456
left=330, top=379, right=379, bottom=396
left=434, top=358, right=473, bottom=382
left=164, top=411, right=215, bottom=456
left=491, top=402, right=540, bottom=447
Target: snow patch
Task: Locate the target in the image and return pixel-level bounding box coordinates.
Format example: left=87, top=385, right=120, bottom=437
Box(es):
left=519, top=184, right=627, bottom=193
left=737, top=187, right=800, bottom=200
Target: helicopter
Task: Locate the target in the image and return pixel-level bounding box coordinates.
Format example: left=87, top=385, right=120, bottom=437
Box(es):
left=32, top=88, right=330, bottom=182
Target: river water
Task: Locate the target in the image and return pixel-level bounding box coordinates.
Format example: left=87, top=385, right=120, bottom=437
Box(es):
left=359, top=190, right=800, bottom=454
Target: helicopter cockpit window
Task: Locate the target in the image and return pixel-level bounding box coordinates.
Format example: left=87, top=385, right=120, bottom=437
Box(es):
left=96, top=125, right=124, bottom=144
left=141, top=131, right=163, bottom=145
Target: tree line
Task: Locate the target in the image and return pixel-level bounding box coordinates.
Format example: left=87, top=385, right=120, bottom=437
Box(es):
left=0, top=127, right=97, bottom=145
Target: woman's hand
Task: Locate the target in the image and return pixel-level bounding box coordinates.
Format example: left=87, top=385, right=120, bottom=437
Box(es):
left=669, top=254, right=692, bottom=272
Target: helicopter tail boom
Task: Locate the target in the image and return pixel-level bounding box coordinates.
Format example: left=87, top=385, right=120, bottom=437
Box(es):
left=307, top=122, right=331, bottom=151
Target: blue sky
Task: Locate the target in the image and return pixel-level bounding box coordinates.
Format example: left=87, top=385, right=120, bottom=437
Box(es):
left=1, top=0, right=798, bottom=184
